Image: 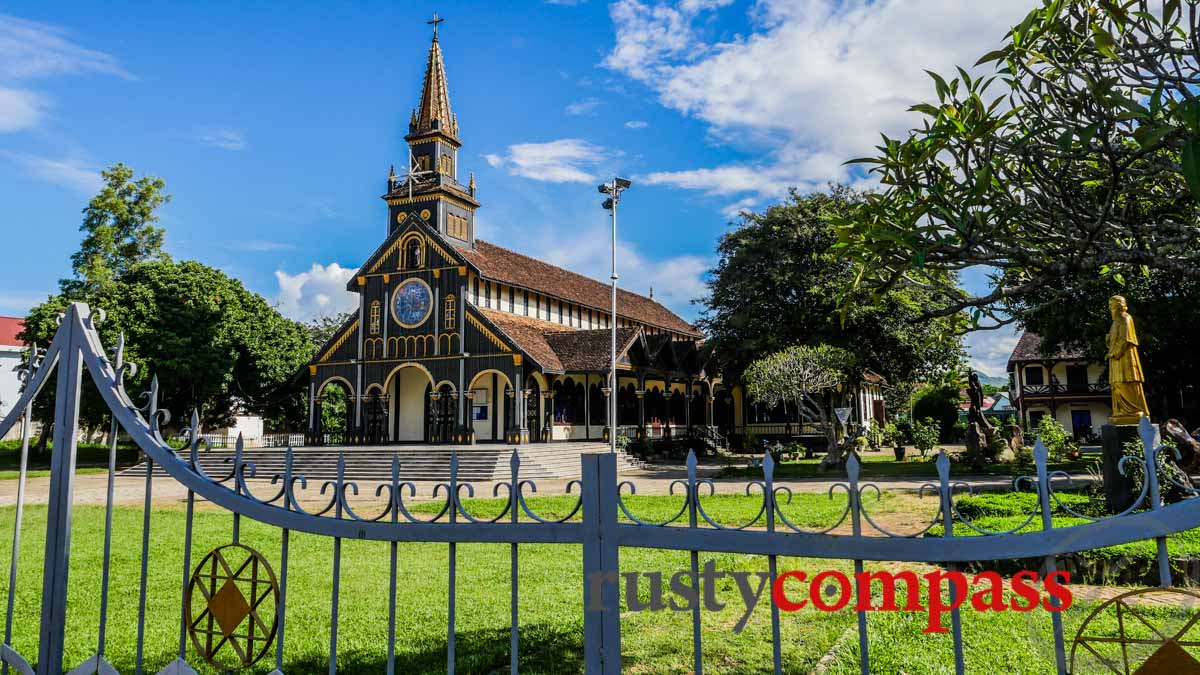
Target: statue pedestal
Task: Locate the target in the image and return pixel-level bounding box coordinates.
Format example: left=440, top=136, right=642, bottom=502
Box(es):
left=1101, top=424, right=1138, bottom=514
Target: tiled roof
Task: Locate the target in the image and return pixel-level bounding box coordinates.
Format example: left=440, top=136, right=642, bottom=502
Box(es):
left=1007, top=331, right=1086, bottom=365
left=862, top=369, right=888, bottom=386
left=545, top=327, right=641, bottom=372
left=460, top=240, right=699, bottom=337
left=477, top=309, right=564, bottom=372
left=0, top=317, right=24, bottom=348
left=479, top=309, right=655, bottom=374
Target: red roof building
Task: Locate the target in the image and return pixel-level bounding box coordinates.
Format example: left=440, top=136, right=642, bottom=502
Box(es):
left=0, top=317, right=24, bottom=348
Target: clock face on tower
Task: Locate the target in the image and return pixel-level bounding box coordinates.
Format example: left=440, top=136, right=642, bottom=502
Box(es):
left=391, top=278, right=433, bottom=328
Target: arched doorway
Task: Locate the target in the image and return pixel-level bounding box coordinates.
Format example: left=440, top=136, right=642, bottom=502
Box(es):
left=431, top=382, right=457, bottom=443
left=526, top=375, right=543, bottom=442
left=468, top=370, right=514, bottom=442
left=316, top=377, right=354, bottom=445
left=386, top=364, right=435, bottom=443
left=714, top=388, right=735, bottom=437
left=364, top=385, right=389, bottom=444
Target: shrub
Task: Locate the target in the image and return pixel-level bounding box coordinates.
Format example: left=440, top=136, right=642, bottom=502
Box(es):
left=882, top=421, right=902, bottom=447
left=864, top=424, right=885, bottom=450
left=1010, top=445, right=1035, bottom=477
left=910, top=417, right=940, bottom=457
left=1036, top=415, right=1070, bottom=461
left=911, top=385, right=960, bottom=442
left=1122, top=436, right=1190, bottom=505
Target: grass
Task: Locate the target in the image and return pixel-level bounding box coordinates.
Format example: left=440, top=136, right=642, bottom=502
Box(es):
left=716, top=450, right=1095, bottom=480
left=0, top=492, right=1185, bottom=673
left=0, top=441, right=142, bottom=480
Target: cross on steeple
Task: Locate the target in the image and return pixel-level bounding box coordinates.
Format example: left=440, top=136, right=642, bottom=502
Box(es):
left=427, top=12, right=444, bottom=40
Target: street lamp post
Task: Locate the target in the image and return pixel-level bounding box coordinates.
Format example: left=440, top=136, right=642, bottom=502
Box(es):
left=599, top=177, right=631, bottom=454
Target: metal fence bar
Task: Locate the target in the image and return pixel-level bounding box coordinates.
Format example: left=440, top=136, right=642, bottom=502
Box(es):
left=134, top=454, right=154, bottom=675
left=934, top=454, right=965, bottom=675
left=1140, top=419, right=1173, bottom=587
left=447, top=452, right=459, bottom=675
left=847, top=456, right=871, bottom=675
left=1034, top=440, right=1067, bottom=675
left=386, top=456, right=400, bottom=675
left=175, top=416, right=199, bottom=668
left=509, top=452, right=520, bottom=675
left=686, top=456, right=703, bottom=675
left=329, top=454, right=345, bottom=675
left=581, top=453, right=620, bottom=675
left=2, top=372, right=32, bottom=675
left=763, top=454, right=782, bottom=675
left=95, top=413, right=119, bottom=660
left=273, top=527, right=290, bottom=675
left=36, top=323, right=83, bottom=675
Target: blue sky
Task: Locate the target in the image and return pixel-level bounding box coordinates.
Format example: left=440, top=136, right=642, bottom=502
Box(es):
left=0, top=0, right=1036, bottom=375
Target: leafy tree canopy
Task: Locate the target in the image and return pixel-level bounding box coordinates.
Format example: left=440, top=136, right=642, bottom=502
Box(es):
left=700, top=186, right=964, bottom=385
left=24, top=260, right=314, bottom=431
left=62, top=163, right=170, bottom=298
left=838, top=0, right=1200, bottom=328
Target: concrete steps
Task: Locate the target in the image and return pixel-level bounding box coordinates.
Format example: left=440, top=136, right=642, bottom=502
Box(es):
left=121, top=442, right=645, bottom=481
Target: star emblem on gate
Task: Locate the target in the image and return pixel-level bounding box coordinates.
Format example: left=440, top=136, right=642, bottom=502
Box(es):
left=1070, top=587, right=1200, bottom=674
left=186, top=543, right=279, bottom=671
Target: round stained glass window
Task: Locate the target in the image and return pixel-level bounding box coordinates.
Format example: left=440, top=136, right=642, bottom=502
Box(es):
left=391, top=278, right=433, bottom=328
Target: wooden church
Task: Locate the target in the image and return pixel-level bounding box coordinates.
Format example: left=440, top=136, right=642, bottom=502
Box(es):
left=306, top=24, right=717, bottom=446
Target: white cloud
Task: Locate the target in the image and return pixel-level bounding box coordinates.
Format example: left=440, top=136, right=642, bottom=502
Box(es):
left=624, top=120, right=648, bottom=129
left=965, top=324, right=1020, bottom=378
left=274, top=262, right=358, bottom=322
left=0, top=86, right=45, bottom=132
left=0, top=14, right=132, bottom=135
left=486, top=138, right=607, bottom=183
left=1, top=151, right=102, bottom=194
left=198, top=128, right=246, bottom=151
left=604, top=0, right=1031, bottom=199
left=565, top=97, right=603, bottom=116
left=0, top=14, right=134, bottom=81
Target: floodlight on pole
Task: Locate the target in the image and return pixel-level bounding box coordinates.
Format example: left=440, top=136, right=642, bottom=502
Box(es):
left=598, top=177, right=631, bottom=454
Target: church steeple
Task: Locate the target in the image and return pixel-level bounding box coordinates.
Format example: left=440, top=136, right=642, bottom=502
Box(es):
left=409, top=12, right=459, bottom=141
left=385, top=13, right=479, bottom=247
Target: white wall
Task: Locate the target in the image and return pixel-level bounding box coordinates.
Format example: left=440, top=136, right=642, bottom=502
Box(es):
left=470, top=373, right=508, bottom=441
left=392, top=368, right=430, bottom=442
left=0, top=348, right=23, bottom=440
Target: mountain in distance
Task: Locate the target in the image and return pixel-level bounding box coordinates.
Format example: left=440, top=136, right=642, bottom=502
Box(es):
left=972, top=372, right=1010, bottom=388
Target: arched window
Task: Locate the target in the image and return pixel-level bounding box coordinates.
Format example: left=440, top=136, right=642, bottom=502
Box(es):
left=369, top=300, right=381, bottom=335
left=444, top=294, right=457, bottom=330
left=404, top=237, right=423, bottom=269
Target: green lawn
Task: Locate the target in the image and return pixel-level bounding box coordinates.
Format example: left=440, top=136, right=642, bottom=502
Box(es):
left=0, top=493, right=1180, bottom=673
left=0, top=441, right=141, bottom=480
left=716, top=451, right=1095, bottom=480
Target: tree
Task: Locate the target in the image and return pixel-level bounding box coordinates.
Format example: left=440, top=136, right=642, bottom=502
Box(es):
left=743, top=344, right=854, bottom=466
left=23, top=261, right=314, bottom=432
left=911, top=385, right=960, bottom=443
left=307, top=310, right=356, bottom=349
left=838, top=0, right=1200, bottom=328
left=701, top=186, right=964, bottom=388
left=62, top=163, right=170, bottom=298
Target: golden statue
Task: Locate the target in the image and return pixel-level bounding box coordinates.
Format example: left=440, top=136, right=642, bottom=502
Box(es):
left=1107, top=295, right=1150, bottom=424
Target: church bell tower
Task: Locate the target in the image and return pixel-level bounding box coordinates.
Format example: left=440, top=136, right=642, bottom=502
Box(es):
left=384, top=13, right=479, bottom=247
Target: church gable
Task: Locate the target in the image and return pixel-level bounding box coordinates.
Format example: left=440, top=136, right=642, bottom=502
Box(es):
left=313, top=314, right=359, bottom=365
left=348, top=216, right=464, bottom=291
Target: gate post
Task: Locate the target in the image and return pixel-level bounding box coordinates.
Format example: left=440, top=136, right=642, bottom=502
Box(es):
left=581, top=453, right=620, bottom=675
left=37, top=308, right=84, bottom=674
